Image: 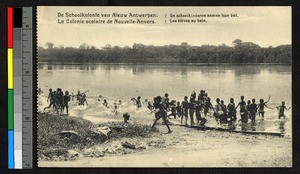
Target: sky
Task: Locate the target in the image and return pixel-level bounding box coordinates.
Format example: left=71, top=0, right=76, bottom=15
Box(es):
left=37, top=6, right=291, bottom=48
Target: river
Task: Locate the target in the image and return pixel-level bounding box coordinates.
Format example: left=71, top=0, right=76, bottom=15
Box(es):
left=38, top=63, right=292, bottom=134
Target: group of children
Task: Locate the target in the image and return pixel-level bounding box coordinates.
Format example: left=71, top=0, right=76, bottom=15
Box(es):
left=98, top=95, right=123, bottom=115
left=213, top=96, right=273, bottom=125
left=43, top=88, right=70, bottom=115
left=43, top=88, right=89, bottom=115
left=149, top=91, right=213, bottom=127
left=148, top=90, right=290, bottom=128
left=43, top=88, right=290, bottom=130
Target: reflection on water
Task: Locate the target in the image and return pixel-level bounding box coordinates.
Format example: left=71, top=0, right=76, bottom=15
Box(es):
left=232, top=115, right=287, bottom=133
left=279, top=119, right=287, bottom=133
left=39, top=63, right=291, bottom=76
left=38, top=63, right=291, bottom=101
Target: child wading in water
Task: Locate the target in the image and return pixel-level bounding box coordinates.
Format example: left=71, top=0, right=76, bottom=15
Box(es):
left=258, top=96, right=272, bottom=120
left=195, top=102, right=202, bottom=126
left=220, top=100, right=228, bottom=123
left=79, top=94, right=88, bottom=106
left=227, top=98, right=237, bottom=123
left=276, top=101, right=290, bottom=119
left=44, top=88, right=57, bottom=111
left=62, top=91, right=71, bottom=115
left=113, top=103, right=118, bottom=115
left=189, top=97, right=196, bottom=126
left=204, top=97, right=213, bottom=117
left=123, top=112, right=130, bottom=126
left=103, top=99, right=108, bottom=108
left=246, top=100, right=251, bottom=122
left=235, top=96, right=247, bottom=123
left=176, top=101, right=183, bottom=119
left=162, top=93, right=170, bottom=109
left=181, top=96, right=189, bottom=125
left=167, top=100, right=177, bottom=119
left=214, top=98, right=224, bottom=124
left=132, top=96, right=142, bottom=109
left=250, top=99, right=258, bottom=125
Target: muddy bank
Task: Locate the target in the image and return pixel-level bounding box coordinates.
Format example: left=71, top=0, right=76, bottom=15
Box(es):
left=38, top=112, right=158, bottom=161
left=39, top=120, right=292, bottom=167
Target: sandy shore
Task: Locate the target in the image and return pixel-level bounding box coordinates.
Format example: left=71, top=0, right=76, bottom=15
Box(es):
left=39, top=122, right=292, bottom=167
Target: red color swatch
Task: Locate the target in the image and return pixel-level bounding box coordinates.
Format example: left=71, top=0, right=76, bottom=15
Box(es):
left=7, top=7, right=13, bottom=48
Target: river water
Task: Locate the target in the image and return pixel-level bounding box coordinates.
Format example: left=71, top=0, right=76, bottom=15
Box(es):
left=38, top=63, right=292, bottom=135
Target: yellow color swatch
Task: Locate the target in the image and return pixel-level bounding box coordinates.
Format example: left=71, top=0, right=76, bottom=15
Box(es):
left=8, top=48, right=13, bottom=89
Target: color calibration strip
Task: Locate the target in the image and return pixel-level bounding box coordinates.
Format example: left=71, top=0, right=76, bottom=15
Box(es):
left=7, top=7, right=15, bottom=169
left=14, top=7, right=23, bottom=169
left=7, top=7, right=33, bottom=169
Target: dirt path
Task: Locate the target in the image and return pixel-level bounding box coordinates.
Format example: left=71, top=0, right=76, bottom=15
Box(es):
left=39, top=124, right=292, bottom=167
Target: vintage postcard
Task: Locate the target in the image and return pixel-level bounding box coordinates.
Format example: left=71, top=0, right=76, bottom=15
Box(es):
left=37, top=6, right=291, bottom=167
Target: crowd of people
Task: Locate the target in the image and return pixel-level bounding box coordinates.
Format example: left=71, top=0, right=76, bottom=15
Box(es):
left=43, top=88, right=88, bottom=115
left=42, top=88, right=290, bottom=133
left=146, top=90, right=290, bottom=133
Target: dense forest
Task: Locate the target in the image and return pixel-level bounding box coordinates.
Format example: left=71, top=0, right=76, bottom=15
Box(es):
left=38, top=39, right=291, bottom=64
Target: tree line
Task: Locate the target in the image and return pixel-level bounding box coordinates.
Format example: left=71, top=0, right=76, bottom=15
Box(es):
left=38, top=39, right=291, bottom=64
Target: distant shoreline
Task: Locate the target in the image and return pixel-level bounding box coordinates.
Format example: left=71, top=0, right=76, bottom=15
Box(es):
left=38, top=41, right=291, bottom=64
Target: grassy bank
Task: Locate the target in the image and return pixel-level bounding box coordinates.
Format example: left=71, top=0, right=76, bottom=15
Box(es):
left=38, top=112, right=156, bottom=160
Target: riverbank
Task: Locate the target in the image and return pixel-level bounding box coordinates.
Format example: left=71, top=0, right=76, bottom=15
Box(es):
left=38, top=112, right=292, bottom=167
left=38, top=112, right=158, bottom=161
